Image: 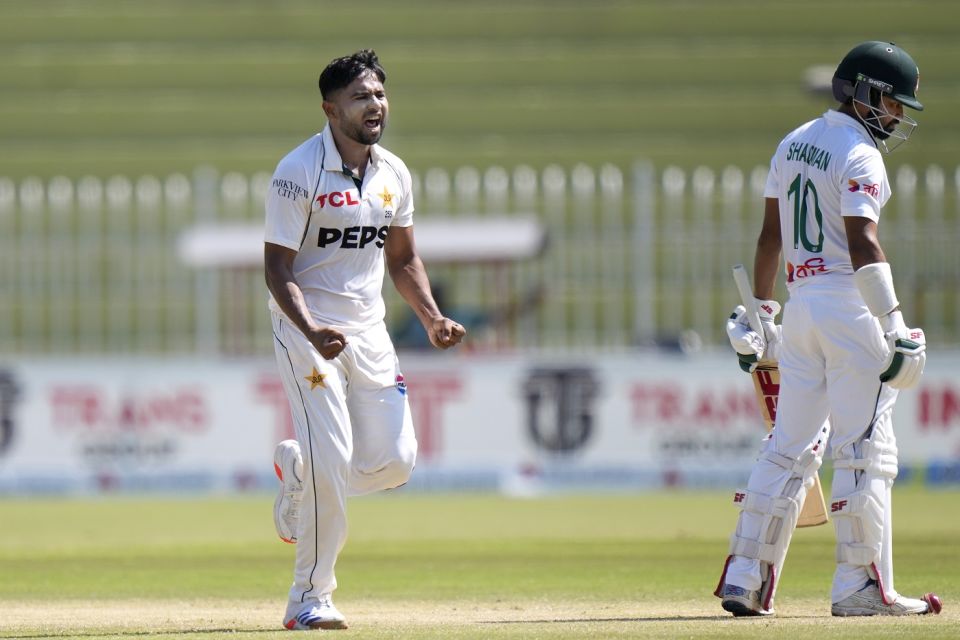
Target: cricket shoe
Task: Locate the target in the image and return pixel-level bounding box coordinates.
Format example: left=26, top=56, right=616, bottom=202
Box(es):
left=273, top=439, right=303, bottom=544
left=283, top=595, right=348, bottom=630
left=832, top=579, right=942, bottom=616
left=720, top=584, right=773, bottom=617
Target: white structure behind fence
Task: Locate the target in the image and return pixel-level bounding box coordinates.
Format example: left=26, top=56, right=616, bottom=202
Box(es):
left=1, top=163, right=957, bottom=355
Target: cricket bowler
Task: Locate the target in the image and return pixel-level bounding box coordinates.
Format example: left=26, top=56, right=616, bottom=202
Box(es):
left=263, top=49, right=465, bottom=630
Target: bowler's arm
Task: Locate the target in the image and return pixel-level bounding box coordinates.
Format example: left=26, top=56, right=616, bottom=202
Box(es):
left=264, top=242, right=346, bottom=359
left=384, top=226, right=465, bottom=349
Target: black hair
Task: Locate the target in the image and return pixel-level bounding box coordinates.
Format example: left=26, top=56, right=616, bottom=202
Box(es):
left=318, top=49, right=386, bottom=99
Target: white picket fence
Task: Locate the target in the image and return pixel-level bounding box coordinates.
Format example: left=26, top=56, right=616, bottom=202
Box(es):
left=1, top=163, right=957, bottom=355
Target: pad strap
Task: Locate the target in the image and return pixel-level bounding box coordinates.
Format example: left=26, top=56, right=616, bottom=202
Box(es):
left=831, top=489, right=885, bottom=565
left=761, top=448, right=820, bottom=477
left=736, top=491, right=795, bottom=519
left=832, top=438, right=898, bottom=479
left=730, top=534, right=778, bottom=564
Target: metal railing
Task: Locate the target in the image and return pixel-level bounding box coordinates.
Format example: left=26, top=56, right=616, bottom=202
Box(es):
left=1, top=163, right=957, bottom=355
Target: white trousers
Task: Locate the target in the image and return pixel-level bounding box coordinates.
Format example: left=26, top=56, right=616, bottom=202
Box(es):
left=725, top=277, right=901, bottom=604
left=272, top=311, right=417, bottom=602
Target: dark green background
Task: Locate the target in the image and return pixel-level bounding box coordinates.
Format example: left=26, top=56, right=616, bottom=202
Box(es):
left=2, top=0, right=957, bottom=178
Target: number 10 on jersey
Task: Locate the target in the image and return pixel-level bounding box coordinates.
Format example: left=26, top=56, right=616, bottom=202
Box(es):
left=787, top=173, right=824, bottom=253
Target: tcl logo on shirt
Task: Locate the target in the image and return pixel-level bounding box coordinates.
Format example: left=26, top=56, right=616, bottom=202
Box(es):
left=316, top=190, right=360, bottom=208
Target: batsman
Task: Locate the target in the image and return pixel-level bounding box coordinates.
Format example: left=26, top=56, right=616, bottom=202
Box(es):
left=713, top=41, right=942, bottom=617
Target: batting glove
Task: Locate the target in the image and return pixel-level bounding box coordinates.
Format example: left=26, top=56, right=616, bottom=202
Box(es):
left=725, top=300, right=782, bottom=372
left=879, top=311, right=926, bottom=389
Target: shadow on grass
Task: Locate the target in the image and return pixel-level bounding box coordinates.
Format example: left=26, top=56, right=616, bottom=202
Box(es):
left=481, top=613, right=823, bottom=624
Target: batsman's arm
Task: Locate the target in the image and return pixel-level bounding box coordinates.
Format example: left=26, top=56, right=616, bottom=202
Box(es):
left=752, top=198, right=782, bottom=300
left=844, top=216, right=887, bottom=271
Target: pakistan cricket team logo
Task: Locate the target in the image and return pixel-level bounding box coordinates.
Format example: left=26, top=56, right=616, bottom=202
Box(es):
left=523, top=367, right=598, bottom=454
left=0, top=370, right=21, bottom=456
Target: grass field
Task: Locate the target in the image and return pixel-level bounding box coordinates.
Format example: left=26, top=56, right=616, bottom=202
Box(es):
left=1, top=489, right=958, bottom=639
left=2, top=1, right=960, bottom=177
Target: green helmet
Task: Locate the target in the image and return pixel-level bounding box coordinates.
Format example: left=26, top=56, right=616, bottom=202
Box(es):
left=832, top=41, right=923, bottom=111
left=832, top=41, right=922, bottom=151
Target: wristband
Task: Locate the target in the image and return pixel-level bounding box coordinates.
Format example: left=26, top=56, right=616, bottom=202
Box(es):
left=854, top=262, right=899, bottom=317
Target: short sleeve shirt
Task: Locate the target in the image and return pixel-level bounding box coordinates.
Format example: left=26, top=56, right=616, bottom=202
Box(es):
left=764, top=110, right=891, bottom=287
left=264, top=125, right=414, bottom=331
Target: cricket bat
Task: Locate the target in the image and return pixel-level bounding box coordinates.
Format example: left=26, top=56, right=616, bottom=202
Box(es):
left=732, top=264, right=828, bottom=528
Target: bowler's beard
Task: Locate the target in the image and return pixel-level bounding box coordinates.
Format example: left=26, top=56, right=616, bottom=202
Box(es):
left=344, top=117, right=386, bottom=145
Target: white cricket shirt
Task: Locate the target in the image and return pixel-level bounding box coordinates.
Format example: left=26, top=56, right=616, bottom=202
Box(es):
left=764, top=109, right=891, bottom=289
left=264, top=124, right=414, bottom=331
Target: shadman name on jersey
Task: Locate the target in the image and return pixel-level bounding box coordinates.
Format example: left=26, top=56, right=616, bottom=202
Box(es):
left=785, top=142, right=832, bottom=171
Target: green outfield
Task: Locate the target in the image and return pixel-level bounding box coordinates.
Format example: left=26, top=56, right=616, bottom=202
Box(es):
left=2, top=0, right=960, bottom=178
left=1, top=489, right=958, bottom=639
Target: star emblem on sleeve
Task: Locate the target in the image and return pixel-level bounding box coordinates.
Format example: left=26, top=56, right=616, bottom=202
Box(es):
left=378, top=185, right=394, bottom=208
left=304, top=366, right=327, bottom=391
